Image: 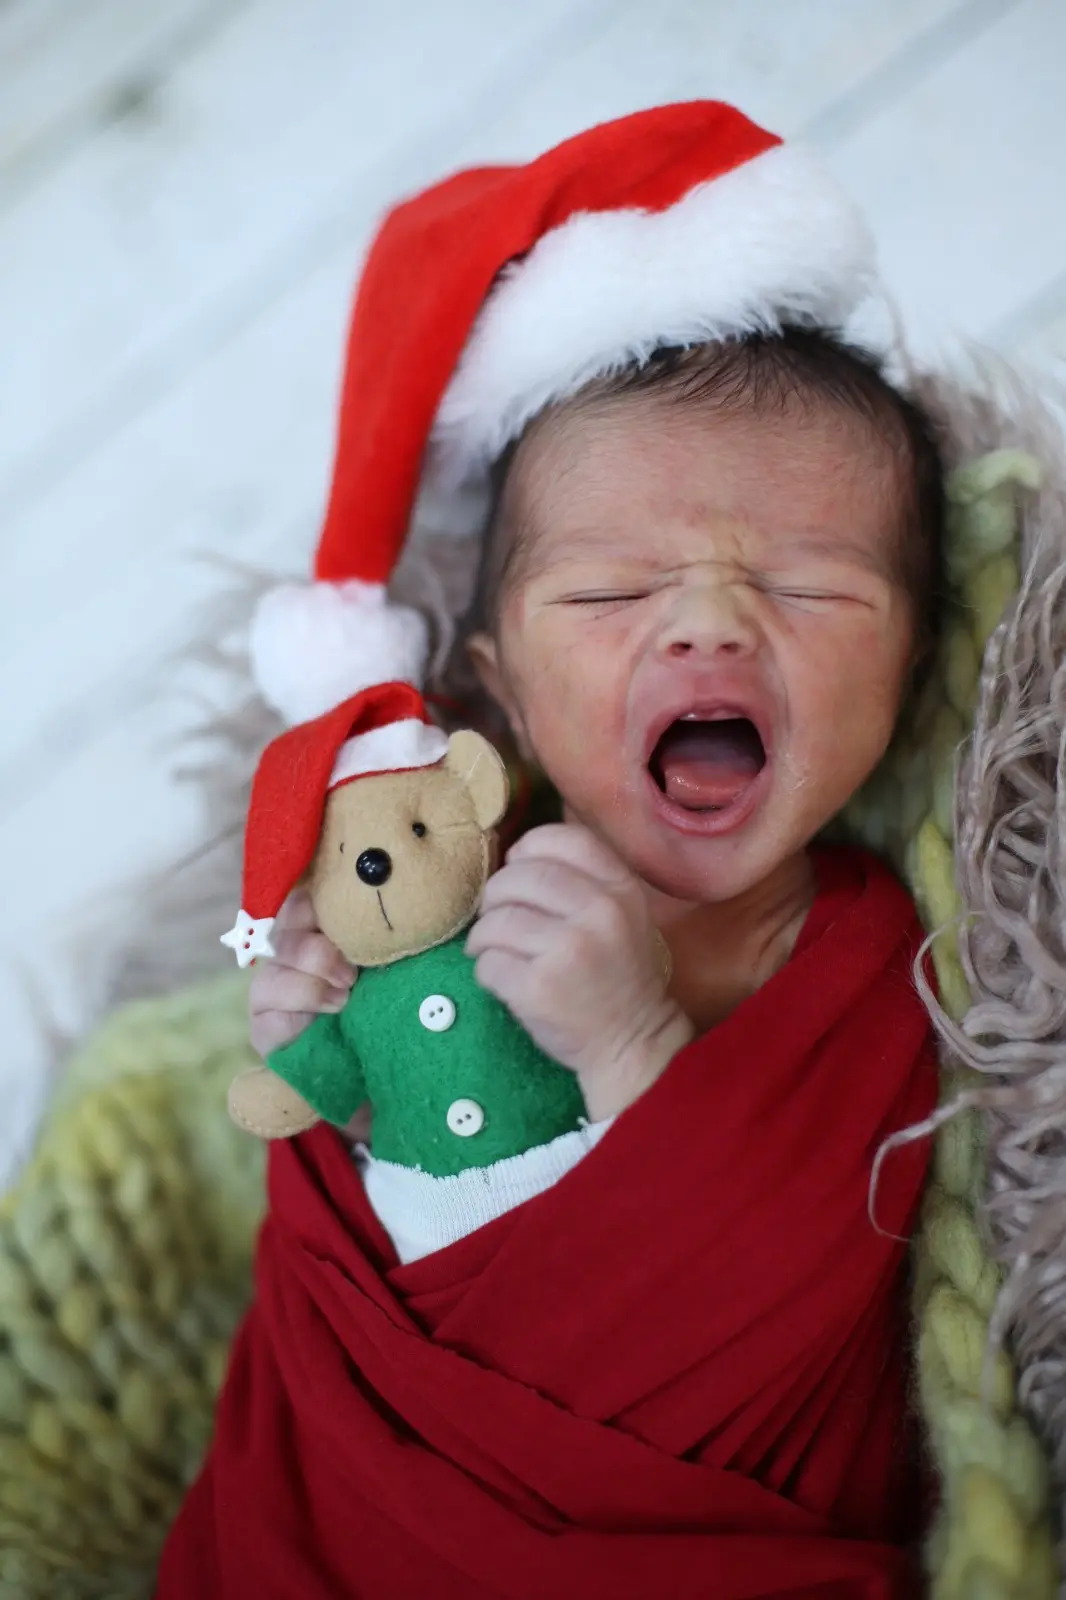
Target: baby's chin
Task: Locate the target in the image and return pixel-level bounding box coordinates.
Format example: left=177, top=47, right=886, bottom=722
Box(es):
left=570, top=777, right=798, bottom=906
left=619, top=824, right=789, bottom=906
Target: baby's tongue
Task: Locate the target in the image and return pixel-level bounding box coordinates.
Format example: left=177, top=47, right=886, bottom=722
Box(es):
left=655, top=719, right=764, bottom=810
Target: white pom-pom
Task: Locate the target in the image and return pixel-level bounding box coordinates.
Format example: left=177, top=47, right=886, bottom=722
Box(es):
left=250, top=580, right=429, bottom=725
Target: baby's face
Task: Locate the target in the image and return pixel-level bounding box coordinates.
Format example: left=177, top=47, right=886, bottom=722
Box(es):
left=478, top=395, right=917, bottom=903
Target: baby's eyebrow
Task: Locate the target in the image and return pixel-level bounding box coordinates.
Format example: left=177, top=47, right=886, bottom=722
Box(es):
left=781, top=534, right=893, bottom=577
left=530, top=529, right=891, bottom=577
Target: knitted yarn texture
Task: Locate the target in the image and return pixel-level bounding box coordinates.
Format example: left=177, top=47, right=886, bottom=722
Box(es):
left=0, top=454, right=1057, bottom=1597
left=0, top=977, right=263, bottom=1599
left=844, top=449, right=1056, bottom=1599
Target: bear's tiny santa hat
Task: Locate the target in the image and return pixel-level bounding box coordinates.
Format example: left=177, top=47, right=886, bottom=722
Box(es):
left=251, top=101, right=881, bottom=727
left=221, top=682, right=447, bottom=967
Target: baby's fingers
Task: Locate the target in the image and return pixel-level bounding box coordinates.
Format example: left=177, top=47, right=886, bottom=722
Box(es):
left=250, top=1006, right=316, bottom=1059
left=272, top=886, right=319, bottom=934
left=249, top=967, right=350, bottom=1059
left=270, top=926, right=355, bottom=987
left=250, top=964, right=350, bottom=1020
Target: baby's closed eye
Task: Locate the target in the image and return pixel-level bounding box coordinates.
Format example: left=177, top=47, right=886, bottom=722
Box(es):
left=556, top=580, right=866, bottom=615
left=762, top=585, right=856, bottom=606
left=561, top=590, right=652, bottom=608
left=753, top=574, right=881, bottom=613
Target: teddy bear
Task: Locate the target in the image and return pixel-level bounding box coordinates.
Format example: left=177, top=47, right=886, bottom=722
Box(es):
left=221, top=682, right=588, bottom=1175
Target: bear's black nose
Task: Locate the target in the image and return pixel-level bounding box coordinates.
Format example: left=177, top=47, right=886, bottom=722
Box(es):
left=355, top=848, right=392, bottom=887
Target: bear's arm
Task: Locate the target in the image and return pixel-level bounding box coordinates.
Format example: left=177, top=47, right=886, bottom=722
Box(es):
left=267, top=1011, right=367, bottom=1128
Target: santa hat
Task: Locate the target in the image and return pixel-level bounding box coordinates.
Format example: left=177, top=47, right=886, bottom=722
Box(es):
left=251, top=100, right=881, bottom=726
left=221, top=681, right=448, bottom=967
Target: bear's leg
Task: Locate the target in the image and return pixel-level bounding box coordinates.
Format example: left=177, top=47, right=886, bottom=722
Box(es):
left=228, top=1068, right=321, bottom=1139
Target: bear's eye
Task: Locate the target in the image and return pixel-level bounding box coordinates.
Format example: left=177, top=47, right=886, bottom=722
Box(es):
left=412, top=822, right=427, bottom=838
left=339, top=842, right=344, bottom=854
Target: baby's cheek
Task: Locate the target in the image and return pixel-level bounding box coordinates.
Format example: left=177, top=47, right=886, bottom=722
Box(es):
left=852, top=621, right=912, bottom=724
left=520, top=635, right=623, bottom=784
left=804, top=623, right=909, bottom=771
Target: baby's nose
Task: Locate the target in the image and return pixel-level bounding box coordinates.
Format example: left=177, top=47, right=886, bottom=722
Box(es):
left=355, top=848, right=392, bottom=887
left=659, top=582, right=758, bottom=662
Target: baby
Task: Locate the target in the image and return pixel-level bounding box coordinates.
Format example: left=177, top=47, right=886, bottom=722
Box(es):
left=252, top=329, right=938, bottom=1123
left=160, top=105, right=941, bottom=1597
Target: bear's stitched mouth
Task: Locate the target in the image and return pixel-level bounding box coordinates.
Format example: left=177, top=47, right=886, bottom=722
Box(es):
left=649, top=716, right=766, bottom=813
left=376, top=891, right=394, bottom=930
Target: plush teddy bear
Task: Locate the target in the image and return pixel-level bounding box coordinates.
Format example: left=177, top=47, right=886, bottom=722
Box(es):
left=221, top=682, right=587, bottom=1175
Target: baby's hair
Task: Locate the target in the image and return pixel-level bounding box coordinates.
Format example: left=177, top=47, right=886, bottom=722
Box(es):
left=465, top=326, right=946, bottom=649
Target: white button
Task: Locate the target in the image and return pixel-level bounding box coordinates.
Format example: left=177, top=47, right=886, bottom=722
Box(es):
left=418, top=993, right=456, bottom=1032
left=446, top=1098, right=484, bottom=1137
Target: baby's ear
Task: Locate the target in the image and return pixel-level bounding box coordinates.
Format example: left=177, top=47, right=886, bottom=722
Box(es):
left=444, top=730, right=509, bottom=832
left=466, top=633, right=532, bottom=756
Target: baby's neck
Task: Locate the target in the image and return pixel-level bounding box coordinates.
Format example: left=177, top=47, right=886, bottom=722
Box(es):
left=647, top=848, right=816, bottom=1033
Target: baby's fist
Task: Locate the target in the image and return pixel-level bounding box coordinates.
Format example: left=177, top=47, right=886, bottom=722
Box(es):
left=466, top=825, right=693, bottom=1119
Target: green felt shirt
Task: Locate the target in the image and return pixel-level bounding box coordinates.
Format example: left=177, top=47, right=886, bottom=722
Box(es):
left=268, top=934, right=586, bottom=1177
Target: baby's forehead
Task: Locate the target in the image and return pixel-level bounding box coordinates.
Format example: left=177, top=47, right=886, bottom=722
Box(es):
left=506, top=394, right=905, bottom=566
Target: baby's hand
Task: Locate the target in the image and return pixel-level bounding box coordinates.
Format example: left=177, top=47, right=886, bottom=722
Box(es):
left=248, top=888, right=356, bottom=1058
left=466, top=824, right=695, bottom=1121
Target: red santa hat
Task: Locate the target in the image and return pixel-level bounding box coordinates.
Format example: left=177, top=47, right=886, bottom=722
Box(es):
left=250, top=100, right=880, bottom=726
left=221, top=681, right=448, bottom=966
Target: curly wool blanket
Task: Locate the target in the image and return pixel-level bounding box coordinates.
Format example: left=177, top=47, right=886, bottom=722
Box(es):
left=1, top=366, right=1065, bottom=1599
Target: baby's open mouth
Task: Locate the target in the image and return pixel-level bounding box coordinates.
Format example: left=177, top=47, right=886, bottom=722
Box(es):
left=649, top=716, right=767, bottom=812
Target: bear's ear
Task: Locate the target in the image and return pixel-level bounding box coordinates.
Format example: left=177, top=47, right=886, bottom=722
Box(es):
left=444, top=730, right=509, bottom=832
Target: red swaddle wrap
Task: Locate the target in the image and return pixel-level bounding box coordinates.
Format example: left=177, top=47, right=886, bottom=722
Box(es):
left=158, top=847, right=936, bottom=1599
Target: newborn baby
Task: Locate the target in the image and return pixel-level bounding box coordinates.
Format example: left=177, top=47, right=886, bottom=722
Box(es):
left=160, top=105, right=941, bottom=1599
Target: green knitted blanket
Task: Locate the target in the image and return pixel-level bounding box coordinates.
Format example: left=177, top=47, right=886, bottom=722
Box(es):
left=0, top=978, right=263, bottom=1599
left=0, top=451, right=1057, bottom=1597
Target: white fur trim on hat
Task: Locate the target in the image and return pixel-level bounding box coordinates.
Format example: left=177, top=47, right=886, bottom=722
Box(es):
left=433, top=142, right=877, bottom=481
left=329, top=718, right=449, bottom=788
left=250, top=579, right=430, bottom=726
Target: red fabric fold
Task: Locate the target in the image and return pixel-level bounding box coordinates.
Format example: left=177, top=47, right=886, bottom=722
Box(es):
left=158, top=846, right=937, bottom=1599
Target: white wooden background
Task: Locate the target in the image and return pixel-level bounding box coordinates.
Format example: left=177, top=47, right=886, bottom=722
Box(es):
left=3, top=0, right=1065, bottom=1188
